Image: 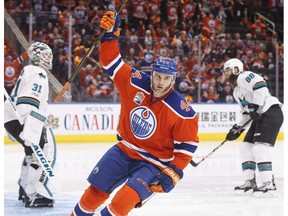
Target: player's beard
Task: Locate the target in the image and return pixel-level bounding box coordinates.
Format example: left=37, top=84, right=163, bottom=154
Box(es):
left=228, top=74, right=238, bottom=87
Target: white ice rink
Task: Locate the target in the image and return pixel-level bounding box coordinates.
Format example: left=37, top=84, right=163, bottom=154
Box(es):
left=4, top=141, right=285, bottom=216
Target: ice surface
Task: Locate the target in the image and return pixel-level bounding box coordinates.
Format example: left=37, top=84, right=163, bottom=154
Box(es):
left=4, top=141, right=285, bottom=216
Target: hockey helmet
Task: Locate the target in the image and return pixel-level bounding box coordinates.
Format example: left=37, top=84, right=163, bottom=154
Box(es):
left=224, top=58, right=243, bottom=75
left=28, top=42, right=53, bottom=70
left=152, top=57, right=177, bottom=78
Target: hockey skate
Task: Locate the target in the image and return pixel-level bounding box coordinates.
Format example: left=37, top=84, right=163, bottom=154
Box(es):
left=234, top=178, right=256, bottom=195
left=25, top=193, right=54, bottom=208
left=253, top=178, right=277, bottom=198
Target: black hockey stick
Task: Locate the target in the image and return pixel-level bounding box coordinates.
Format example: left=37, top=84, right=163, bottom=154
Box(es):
left=190, top=119, right=252, bottom=167
left=54, top=0, right=129, bottom=102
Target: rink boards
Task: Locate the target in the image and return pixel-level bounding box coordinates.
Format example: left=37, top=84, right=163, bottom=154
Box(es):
left=4, top=103, right=284, bottom=144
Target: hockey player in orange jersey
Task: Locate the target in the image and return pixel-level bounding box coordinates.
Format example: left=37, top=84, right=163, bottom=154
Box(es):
left=71, top=11, right=199, bottom=216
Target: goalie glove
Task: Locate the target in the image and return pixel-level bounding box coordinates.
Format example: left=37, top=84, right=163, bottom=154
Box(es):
left=100, top=11, right=121, bottom=42
left=150, top=165, right=183, bottom=193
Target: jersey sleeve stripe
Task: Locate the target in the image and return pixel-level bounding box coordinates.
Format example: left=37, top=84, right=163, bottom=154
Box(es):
left=173, top=149, right=194, bottom=157
left=111, top=61, right=124, bottom=80
left=174, top=142, right=198, bottom=154
left=253, top=81, right=267, bottom=90
left=102, top=53, right=121, bottom=70
left=16, top=96, right=40, bottom=109
left=102, top=54, right=124, bottom=79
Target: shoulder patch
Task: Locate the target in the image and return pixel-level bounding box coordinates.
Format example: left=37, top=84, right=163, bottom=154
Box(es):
left=130, top=68, right=151, bottom=93
left=164, top=91, right=196, bottom=118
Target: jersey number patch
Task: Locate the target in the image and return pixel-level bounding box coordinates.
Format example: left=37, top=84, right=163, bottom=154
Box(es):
left=32, top=83, right=42, bottom=93
left=245, top=73, right=255, bottom=83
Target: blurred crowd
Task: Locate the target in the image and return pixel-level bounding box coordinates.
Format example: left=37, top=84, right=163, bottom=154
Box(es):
left=4, top=0, right=284, bottom=103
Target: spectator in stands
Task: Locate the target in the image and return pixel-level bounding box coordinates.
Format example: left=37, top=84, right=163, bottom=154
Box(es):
left=201, top=84, right=220, bottom=103
left=4, top=0, right=283, bottom=103
left=233, top=0, right=247, bottom=22
left=166, top=0, right=179, bottom=28
left=139, top=43, right=156, bottom=74
left=219, top=83, right=235, bottom=103
left=250, top=18, right=267, bottom=40
left=73, top=0, right=88, bottom=32
left=78, top=64, right=99, bottom=101
left=4, top=52, right=28, bottom=95
left=85, top=78, right=105, bottom=99
left=130, top=0, right=147, bottom=29
left=200, top=9, right=223, bottom=34
left=175, top=68, right=195, bottom=103
left=147, top=0, right=161, bottom=26
left=98, top=73, right=114, bottom=98
left=124, top=47, right=140, bottom=67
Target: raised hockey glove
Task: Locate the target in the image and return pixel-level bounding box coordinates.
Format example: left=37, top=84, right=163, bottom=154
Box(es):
left=100, top=11, right=121, bottom=42
left=226, top=124, right=245, bottom=141
left=150, top=165, right=183, bottom=193
left=248, top=103, right=260, bottom=121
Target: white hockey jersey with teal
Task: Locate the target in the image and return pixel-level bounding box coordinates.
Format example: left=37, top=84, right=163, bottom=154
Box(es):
left=4, top=65, right=49, bottom=123
left=233, top=71, right=282, bottom=126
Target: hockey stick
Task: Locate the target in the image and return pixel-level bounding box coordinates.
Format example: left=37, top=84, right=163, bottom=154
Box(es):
left=54, top=0, right=129, bottom=102
left=4, top=89, right=55, bottom=178
left=190, top=119, right=252, bottom=167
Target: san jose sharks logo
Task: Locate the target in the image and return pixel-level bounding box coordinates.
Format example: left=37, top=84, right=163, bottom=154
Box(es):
left=239, top=97, right=249, bottom=107
left=130, top=106, right=157, bottom=139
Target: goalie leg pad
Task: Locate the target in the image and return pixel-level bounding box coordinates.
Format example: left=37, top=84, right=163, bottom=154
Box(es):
left=18, top=155, right=33, bottom=201
left=25, top=161, right=53, bottom=199
left=24, top=161, right=54, bottom=208
left=24, top=128, right=57, bottom=208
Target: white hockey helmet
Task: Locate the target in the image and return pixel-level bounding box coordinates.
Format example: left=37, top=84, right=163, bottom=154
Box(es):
left=28, top=42, right=53, bottom=70
left=224, top=58, right=243, bottom=75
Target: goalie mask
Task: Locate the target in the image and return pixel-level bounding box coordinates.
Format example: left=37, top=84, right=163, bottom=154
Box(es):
left=28, top=42, right=53, bottom=70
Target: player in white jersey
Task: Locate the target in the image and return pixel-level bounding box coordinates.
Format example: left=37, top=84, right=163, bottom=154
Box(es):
left=223, top=58, right=283, bottom=197
left=4, top=42, right=57, bottom=207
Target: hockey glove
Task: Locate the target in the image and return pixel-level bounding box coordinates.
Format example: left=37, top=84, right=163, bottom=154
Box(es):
left=100, top=11, right=121, bottom=42
left=248, top=103, right=260, bottom=121
left=226, top=124, right=245, bottom=141
left=150, top=165, right=183, bottom=193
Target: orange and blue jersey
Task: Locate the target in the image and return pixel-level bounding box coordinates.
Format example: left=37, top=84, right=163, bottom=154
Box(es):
left=100, top=40, right=199, bottom=170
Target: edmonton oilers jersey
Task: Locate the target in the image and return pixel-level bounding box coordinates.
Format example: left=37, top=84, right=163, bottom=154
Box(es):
left=100, top=40, right=199, bottom=170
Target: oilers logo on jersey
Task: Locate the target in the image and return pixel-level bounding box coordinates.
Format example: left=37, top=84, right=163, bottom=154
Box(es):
left=130, top=106, right=157, bottom=139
